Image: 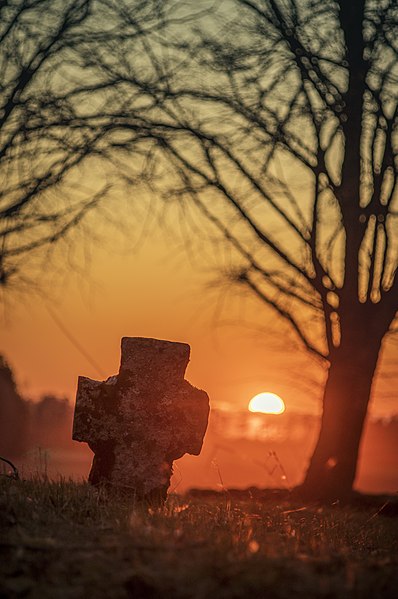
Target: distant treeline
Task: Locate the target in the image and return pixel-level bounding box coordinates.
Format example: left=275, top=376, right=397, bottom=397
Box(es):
left=0, top=356, right=74, bottom=457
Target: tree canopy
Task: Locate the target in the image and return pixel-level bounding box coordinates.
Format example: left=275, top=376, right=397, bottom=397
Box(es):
left=0, top=0, right=176, bottom=290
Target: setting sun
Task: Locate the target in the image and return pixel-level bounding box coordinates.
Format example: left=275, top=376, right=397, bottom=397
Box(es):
left=248, top=392, right=286, bottom=415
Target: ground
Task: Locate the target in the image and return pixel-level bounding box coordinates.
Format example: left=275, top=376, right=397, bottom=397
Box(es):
left=1, top=477, right=398, bottom=598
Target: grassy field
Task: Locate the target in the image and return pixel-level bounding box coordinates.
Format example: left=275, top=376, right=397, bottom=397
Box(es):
left=1, top=476, right=397, bottom=599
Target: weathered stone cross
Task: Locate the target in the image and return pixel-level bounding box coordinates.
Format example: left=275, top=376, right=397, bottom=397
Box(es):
left=73, top=337, right=209, bottom=499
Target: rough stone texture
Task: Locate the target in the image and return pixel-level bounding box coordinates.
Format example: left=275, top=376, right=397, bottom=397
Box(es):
left=73, top=337, right=209, bottom=499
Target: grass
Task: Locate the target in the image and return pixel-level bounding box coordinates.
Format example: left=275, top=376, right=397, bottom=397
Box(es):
left=1, top=476, right=398, bottom=598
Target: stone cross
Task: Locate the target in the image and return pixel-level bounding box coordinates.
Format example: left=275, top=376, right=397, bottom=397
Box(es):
left=73, top=337, right=210, bottom=500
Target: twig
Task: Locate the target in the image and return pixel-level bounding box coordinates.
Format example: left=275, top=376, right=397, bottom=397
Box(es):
left=366, top=500, right=391, bottom=522
left=0, top=456, right=19, bottom=479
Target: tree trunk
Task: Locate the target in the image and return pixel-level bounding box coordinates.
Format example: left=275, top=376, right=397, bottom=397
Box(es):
left=299, top=310, right=389, bottom=501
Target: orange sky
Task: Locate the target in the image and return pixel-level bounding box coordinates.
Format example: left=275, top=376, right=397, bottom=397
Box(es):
left=1, top=216, right=397, bottom=419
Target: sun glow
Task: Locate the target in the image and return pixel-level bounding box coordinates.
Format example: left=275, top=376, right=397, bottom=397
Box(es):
left=248, top=392, right=286, bottom=415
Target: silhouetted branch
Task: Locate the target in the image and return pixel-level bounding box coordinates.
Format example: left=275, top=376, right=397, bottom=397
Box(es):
left=0, top=0, right=172, bottom=288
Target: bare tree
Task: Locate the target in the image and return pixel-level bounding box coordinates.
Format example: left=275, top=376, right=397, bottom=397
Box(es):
left=84, top=0, right=398, bottom=499
left=0, top=0, right=172, bottom=291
